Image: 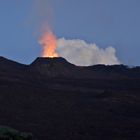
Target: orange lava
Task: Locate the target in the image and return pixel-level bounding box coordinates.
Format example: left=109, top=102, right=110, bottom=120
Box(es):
left=39, top=30, right=58, bottom=58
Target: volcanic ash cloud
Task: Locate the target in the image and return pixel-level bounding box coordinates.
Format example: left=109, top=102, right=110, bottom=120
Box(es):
left=57, top=38, right=120, bottom=66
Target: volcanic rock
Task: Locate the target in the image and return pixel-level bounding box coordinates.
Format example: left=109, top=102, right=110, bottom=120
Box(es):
left=0, top=56, right=140, bottom=140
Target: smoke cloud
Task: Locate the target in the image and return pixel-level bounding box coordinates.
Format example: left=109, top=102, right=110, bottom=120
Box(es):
left=29, top=0, right=53, bottom=34
left=30, top=1, right=120, bottom=66
left=57, top=38, right=120, bottom=66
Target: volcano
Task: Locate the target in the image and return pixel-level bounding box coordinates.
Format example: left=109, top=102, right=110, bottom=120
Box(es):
left=0, top=56, right=140, bottom=140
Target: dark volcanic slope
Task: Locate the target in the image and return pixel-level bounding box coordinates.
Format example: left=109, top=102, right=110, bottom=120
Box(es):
left=0, top=57, right=140, bottom=140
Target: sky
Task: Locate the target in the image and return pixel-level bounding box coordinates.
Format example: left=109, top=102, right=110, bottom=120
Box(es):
left=0, top=0, right=140, bottom=66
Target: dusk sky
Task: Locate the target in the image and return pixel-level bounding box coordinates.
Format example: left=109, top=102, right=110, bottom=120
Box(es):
left=0, top=0, right=140, bottom=66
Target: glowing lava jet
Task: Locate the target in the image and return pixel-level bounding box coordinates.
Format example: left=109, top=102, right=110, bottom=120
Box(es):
left=39, top=30, right=58, bottom=58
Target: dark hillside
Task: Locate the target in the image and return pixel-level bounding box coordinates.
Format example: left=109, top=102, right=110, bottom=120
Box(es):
left=0, top=57, right=140, bottom=140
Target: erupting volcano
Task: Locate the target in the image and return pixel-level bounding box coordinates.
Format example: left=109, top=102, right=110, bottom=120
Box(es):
left=39, top=30, right=58, bottom=58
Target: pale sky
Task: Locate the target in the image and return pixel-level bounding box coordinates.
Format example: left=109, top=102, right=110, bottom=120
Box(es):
left=0, top=0, right=140, bottom=65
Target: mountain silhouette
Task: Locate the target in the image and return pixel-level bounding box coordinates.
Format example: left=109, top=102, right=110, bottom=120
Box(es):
left=0, top=56, right=140, bottom=140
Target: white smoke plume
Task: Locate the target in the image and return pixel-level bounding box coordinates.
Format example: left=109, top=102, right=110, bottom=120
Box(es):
left=57, top=38, right=120, bottom=66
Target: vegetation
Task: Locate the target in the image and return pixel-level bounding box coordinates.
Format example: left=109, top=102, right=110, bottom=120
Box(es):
left=0, top=126, right=34, bottom=140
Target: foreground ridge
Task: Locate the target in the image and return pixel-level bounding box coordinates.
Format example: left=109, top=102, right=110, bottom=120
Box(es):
left=0, top=56, right=140, bottom=140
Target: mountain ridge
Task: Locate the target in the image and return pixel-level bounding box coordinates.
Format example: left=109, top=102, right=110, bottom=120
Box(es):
left=0, top=56, right=140, bottom=81
left=0, top=56, right=140, bottom=139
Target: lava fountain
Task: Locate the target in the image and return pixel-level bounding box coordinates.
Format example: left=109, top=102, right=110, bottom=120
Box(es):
left=39, top=30, right=58, bottom=58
